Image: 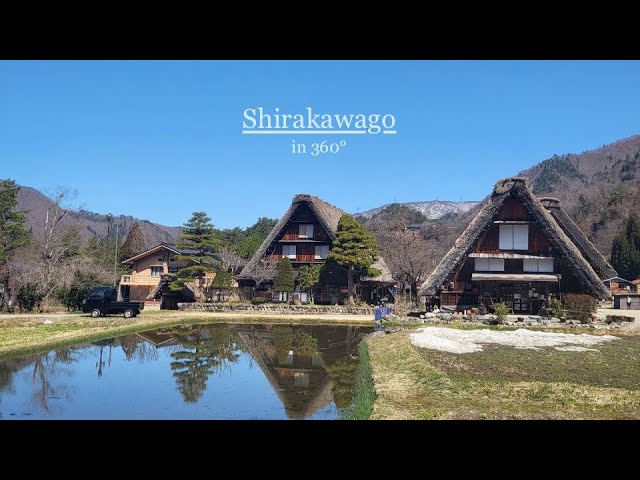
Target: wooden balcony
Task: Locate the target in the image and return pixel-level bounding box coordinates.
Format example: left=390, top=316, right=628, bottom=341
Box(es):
left=120, top=274, right=162, bottom=286
left=265, top=255, right=326, bottom=264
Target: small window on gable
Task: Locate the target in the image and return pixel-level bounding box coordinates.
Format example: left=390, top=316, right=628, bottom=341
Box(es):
left=157, top=256, right=164, bottom=262
left=499, top=224, right=529, bottom=250
left=299, top=224, right=314, bottom=239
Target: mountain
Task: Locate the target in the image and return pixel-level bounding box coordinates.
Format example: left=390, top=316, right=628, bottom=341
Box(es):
left=517, top=134, right=640, bottom=259
left=17, top=185, right=182, bottom=248
left=356, top=200, right=479, bottom=220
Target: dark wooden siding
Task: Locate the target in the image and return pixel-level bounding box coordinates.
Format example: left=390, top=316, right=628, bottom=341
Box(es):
left=496, top=198, right=530, bottom=221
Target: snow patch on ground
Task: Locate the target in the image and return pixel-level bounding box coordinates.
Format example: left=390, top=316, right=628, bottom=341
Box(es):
left=409, top=327, right=619, bottom=354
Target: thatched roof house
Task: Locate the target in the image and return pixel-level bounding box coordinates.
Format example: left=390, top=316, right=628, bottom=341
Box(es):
left=419, top=178, right=611, bottom=312
left=238, top=194, right=394, bottom=301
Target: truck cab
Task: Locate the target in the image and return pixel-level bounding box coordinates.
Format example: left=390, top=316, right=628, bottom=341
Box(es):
left=82, top=286, right=144, bottom=318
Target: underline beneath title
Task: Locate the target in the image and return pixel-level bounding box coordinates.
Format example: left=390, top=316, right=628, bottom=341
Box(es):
left=241, top=130, right=397, bottom=135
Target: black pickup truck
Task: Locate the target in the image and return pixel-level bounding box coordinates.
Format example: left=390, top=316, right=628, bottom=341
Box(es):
left=82, top=286, right=144, bottom=318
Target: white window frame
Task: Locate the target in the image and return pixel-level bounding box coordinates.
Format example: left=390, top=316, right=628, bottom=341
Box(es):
left=314, top=245, right=329, bottom=260
left=299, top=224, right=314, bottom=239
left=151, top=266, right=163, bottom=276
left=523, top=258, right=553, bottom=273
left=282, top=245, right=297, bottom=259
left=474, top=258, right=505, bottom=272
left=499, top=224, right=529, bottom=250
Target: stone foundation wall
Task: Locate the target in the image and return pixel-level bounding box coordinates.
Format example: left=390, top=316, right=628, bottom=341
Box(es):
left=177, top=302, right=374, bottom=315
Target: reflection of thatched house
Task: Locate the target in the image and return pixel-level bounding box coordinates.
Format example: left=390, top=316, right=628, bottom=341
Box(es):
left=238, top=194, right=394, bottom=304
left=235, top=329, right=333, bottom=419
left=419, top=178, right=611, bottom=314
left=234, top=325, right=365, bottom=419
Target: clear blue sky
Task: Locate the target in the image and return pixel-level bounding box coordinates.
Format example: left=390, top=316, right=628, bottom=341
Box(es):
left=1, top=60, right=639, bottom=229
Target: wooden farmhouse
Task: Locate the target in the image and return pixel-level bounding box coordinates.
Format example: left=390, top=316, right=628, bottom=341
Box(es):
left=238, top=194, right=394, bottom=304
left=120, top=243, right=246, bottom=308
left=419, top=177, right=612, bottom=314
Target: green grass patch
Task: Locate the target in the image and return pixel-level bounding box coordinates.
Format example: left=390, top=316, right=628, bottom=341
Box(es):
left=344, top=341, right=376, bottom=420
left=368, top=327, right=640, bottom=419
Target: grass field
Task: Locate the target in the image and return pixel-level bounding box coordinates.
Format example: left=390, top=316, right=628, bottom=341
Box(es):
left=367, top=326, right=640, bottom=419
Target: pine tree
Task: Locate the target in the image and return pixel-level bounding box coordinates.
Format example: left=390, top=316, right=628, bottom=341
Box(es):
left=611, top=213, right=640, bottom=280
left=0, top=179, right=31, bottom=309
left=327, top=214, right=379, bottom=304
left=0, top=179, right=31, bottom=266
left=177, top=212, right=219, bottom=261
left=120, top=222, right=146, bottom=260
left=611, top=235, right=633, bottom=279
left=273, top=257, right=294, bottom=296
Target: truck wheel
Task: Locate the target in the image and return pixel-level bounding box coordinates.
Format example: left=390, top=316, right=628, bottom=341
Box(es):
left=123, top=309, right=134, bottom=319
left=91, top=309, right=101, bottom=318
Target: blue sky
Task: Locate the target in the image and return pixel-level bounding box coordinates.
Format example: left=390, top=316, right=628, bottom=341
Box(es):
left=1, top=60, right=639, bottom=229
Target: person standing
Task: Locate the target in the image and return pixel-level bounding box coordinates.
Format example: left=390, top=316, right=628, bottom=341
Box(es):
left=627, top=296, right=632, bottom=310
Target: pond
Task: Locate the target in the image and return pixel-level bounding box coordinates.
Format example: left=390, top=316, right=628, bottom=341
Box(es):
left=0, top=323, right=372, bottom=420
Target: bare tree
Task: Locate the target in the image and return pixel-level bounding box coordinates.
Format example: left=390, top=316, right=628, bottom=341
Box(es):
left=369, top=215, right=432, bottom=306
left=36, top=186, right=80, bottom=308
left=250, top=259, right=277, bottom=290
left=216, top=244, right=244, bottom=275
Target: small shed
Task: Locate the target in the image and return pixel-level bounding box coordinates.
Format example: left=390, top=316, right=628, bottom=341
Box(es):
left=614, top=293, right=640, bottom=310
left=603, top=276, right=636, bottom=295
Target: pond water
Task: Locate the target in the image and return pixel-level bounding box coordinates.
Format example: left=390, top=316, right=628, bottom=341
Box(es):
left=0, top=323, right=371, bottom=420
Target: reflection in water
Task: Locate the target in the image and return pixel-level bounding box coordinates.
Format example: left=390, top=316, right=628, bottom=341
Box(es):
left=168, top=326, right=240, bottom=403
left=0, top=323, right=371, bottom=419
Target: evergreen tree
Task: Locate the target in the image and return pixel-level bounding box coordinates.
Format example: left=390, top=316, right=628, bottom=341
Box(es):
left=120, top=222, right=146, bottom=260
left=273, top=257, right=294, bottom=296
left=327, top=214, right=379, bottom=304
left=0, top=179, right=31, bottom=266
left=611, top=213, right=640, bottom=280
left=299, top=264, right=321, bottom=303
left=177, top=212, right=219, bottom=261
left=0, top=179, right=31, bottom=309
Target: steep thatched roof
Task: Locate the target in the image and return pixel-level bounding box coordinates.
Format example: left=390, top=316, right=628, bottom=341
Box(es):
left=239, top=194, right=393, bottom=284
left=418, top=177, right=610, bottom=300
left=361, top=256, right=395, bottom=284
left=539, top=197, right=617, bottom=279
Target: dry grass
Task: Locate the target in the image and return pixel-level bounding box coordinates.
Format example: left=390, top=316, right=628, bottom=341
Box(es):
left=368, top=327, right=640, bottom=420
left=0, top=310, right=373, bottom=359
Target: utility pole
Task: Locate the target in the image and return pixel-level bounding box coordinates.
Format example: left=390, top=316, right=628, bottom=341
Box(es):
left=114, top=222, right=119, bottom=286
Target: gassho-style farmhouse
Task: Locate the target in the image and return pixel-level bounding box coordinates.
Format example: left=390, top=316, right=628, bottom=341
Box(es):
left=114, top=178, right=635, bottom=313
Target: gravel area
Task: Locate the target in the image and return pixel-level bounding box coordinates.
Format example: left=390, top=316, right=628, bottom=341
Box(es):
left=410, top=327, right=619, bottom=354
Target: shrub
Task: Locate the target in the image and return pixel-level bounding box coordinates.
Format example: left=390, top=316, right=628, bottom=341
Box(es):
left=251, top=296, right=268, bottom=305
left=493, top=302, right=510, bottom=324
left=563, top=293, right=596, bottom=323
left=549, top=298, right=565, bottom=320
left=17, top=283, right=43, bottom=313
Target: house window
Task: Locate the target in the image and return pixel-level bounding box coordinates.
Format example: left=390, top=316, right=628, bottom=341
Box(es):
left=151, top=266, right=163, bottom=276
left=299, top=224, right=314, bottom=239
left=499, top=224, right=529, bottom=250
left=315, top=245, right=330, bottom=260
left=474, top=258, right=505, bottom=272
left=157, top=256, right=164, bottom=262
left=523, top=258, right=554, bottom=273
left=170, top=257, right=176, bottom=262
left=168, top=266, right=180, bottom=274
left=282, top=245, right=297, bottom=259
